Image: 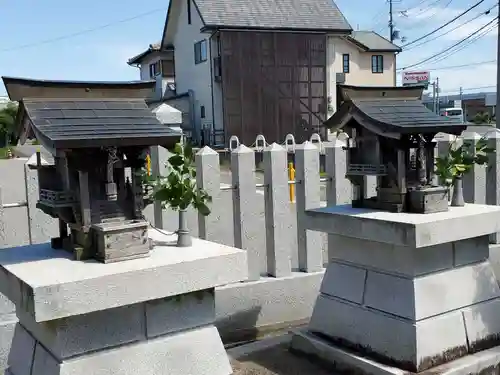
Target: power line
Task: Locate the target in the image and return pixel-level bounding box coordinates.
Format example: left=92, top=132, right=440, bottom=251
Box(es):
left=0, top=7, right=166, bottom=53
left=398, top=16, right=498, bottom=70
left=440, top=85, right=496, bottom=93
left=421, top=59, right=496, bottom=70
left=402, top=3, right=497, bottom=51
left=401, top=0, right=486, bottom=47
left=415, top=16, right=497, bottom=66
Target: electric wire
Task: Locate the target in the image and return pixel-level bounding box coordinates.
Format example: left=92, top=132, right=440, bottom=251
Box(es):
left=414, top=16, right=498, bottom=66
left=401, top=0, right=487, bottom=47
left=0, top=7, right=166, bottom=52
left=402, top=2, right=497, bottom=51
left=398, top=16, right=498, bottom=70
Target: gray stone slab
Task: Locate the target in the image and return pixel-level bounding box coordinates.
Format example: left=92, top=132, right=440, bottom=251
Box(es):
left=462, top=299, right=500, bottom=350
left=31, top=325, right=232, bottom=375
left=320, top=262, right=366, bottom=304
left=0, top=231, right=247, bottom=322
left=308, top=295, right=469, bottom=370
left=329, top=235, right=454, bottom=276
left=453, top=236, right=489, bottom=267
left=215, top=271, right=324, bottom=340
left=146, top=290, right=215, bottom=339
left=0, top=318, right=15, bottom=373
left=16, top=304, right=146, bottom=360
left=306, top=204, right=500, bottom=248
left=363, top=271, right=415, bottom=319
left=414, top=261, right=500, bottom=320
left=291, top=329, right=500, bottom=375
left=7, top=324, right=35, bottom=375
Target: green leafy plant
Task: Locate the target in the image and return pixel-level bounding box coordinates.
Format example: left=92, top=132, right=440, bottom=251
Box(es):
left=148, top=143, right=212, bottom=216
left=0, top=102, right=18, bottom=147
left=435, top=137, right=494, bottom=187
left=471, top=112, right=493, bottom=125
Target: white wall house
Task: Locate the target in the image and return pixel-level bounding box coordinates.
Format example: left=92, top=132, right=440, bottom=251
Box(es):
left=128, top=0, right=401, bottom=146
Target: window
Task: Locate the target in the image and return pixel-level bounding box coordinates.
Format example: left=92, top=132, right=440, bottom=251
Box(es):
left=187, top=0, right=191, bottom=24
left=149, top=61, right=161, bottom=78
left=342, top=54, right=350, bottom=73
left=194, top=40, right=208, bottom=64
left=200, top=105, right=206, bottom=119
left=371, top=55, right=383, bottom=73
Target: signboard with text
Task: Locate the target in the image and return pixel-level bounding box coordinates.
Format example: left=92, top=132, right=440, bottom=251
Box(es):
left=402, top=71, right=431, bottom=87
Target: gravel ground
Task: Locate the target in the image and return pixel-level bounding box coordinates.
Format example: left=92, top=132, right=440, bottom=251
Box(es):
left=231, top=343, right=336, bottom=375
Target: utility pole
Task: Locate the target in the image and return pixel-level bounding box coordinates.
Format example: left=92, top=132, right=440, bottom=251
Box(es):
left=497, top=0, right=500, bottom=128
left=460, top=86, right=467, bottom=121
left=432, top=81, right=437, bottom=113
left=436, top=77, right=440, bottom=114
left=389, top=0, right=395, bottom=42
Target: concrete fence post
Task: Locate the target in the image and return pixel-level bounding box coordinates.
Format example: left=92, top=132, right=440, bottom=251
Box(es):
left=263, top=143, right=291, bottom=278
left=0, top=188, right=5, bottom=248
left=325, top=140, right=351, bottom=206
left=486, top=130, right=500, bottom=244
left=325, top=140, right=351, bottom=262
left=150, top=146, right=165, bottom=229
left=435, top=134, right=460, bottom=198
left=295, top=141, right=323, bottom=272
left=462, top=131, right=486, bottom=204
left=195, top=146, right=221, bottom=241
left=231, top=144, right=260, bottom=281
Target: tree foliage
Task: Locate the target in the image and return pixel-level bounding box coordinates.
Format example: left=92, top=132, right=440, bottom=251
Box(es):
left=0, top=102, right=19, bottom=146
left=471, top=112, right=493, bottom=125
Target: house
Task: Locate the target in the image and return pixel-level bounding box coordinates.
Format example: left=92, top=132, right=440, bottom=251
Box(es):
left=128, top=0, right=401, bottom=146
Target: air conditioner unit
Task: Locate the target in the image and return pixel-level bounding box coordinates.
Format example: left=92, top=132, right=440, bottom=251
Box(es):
left=336, top=73, right=346, bottom=84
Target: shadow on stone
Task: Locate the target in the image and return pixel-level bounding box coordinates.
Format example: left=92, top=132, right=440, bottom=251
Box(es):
left=218, top=306, right=262, bottom=344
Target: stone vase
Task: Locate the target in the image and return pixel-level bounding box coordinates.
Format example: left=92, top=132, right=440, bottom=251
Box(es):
left=451, top=176, right=465, bottom=207
left=177, top=208, right=192, bottom=247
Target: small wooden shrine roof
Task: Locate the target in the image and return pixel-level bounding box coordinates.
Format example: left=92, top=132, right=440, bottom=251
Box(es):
left=16, top=98, right=181, bottom=150
left=325, top=85, right=467, bottom=137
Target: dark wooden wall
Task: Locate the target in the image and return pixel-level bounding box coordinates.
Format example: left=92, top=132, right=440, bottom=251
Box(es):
left=219, top=31, right=327, bottom=145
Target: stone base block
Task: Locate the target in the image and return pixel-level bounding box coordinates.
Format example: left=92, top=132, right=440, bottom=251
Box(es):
left=290, top=329, right=500, bottom=375
left=8, top=324, right=232, bottom=375
left=309, top=259, right=500, bottom=371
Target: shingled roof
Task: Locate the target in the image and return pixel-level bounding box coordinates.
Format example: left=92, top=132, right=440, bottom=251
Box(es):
left=162, top=0, right=352, bottom=46
left=196, top=0, right=352, bottom=31
left=18, top=98, right=181, bottom=150
left=325, top=85, right=467, bottom=136
left=347, top=31, right=401, bottom=52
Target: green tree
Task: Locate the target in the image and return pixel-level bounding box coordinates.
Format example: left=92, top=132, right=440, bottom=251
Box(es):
left=0, top=102, right=19, bottom=147
left=471, top=112, right=492, bottom=125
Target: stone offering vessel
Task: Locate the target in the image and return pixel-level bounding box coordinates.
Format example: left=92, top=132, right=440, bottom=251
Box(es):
left=4, top=76, right=181, bottom=263
left=325, top=84, right=467, bottom=213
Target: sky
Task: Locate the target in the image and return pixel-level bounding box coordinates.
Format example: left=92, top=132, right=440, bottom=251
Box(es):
left=0, top=0, right=497, bottom=97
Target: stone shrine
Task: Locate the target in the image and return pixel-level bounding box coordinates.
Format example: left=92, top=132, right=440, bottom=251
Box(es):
left=291, top=85, right=500, bottom=375
left=326, top=84, right=467, bottom=213
left=0, top=76, right=248, bottom=375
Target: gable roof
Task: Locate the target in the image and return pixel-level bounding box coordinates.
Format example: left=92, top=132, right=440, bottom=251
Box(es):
left=197, top=0, right=351, bottom=31
left=162, top=0, right=352, bottom=47
left=347, top=31, right=401, bottom=52
left=18, top=98, right=181, bottom=150
left=325, top=85, right=467, bottom=136
left=127, top=42, right=161, bottom=66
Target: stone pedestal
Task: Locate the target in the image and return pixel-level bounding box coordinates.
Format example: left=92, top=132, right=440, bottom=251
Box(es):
left=0, top=230, right=247, bottom=375
left=291, top=204, right=500, bottom=374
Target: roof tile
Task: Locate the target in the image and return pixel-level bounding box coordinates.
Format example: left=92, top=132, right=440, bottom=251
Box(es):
left=194, top=0, right=352, bottom=31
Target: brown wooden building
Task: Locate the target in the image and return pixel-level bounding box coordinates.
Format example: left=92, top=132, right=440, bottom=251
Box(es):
left=129, top=0, right=400, bottom=147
